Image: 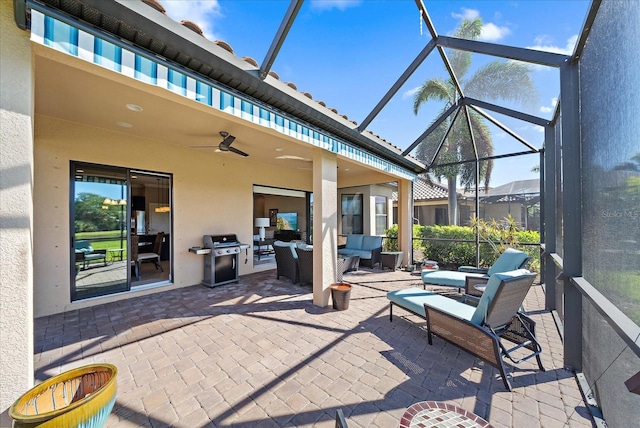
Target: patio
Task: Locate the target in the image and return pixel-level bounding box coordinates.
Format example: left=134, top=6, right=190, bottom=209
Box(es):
left=34, top=268, right=593, bottom=427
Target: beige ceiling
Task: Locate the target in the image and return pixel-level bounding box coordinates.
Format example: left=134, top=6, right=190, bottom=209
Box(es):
left=34, top=46, right=397, bottom=186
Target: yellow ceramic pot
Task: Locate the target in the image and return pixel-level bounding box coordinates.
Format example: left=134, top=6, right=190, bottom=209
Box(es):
left=9, top=363, right=117, bottom=428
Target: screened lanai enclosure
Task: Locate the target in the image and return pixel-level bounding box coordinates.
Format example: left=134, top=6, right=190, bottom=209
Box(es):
left=319, top=0, right=639, bottom=425
left=394, top=1, right=640, bottom=426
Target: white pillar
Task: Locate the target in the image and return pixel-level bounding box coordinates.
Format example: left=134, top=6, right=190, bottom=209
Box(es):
left=312, top=149, right=337, bottom=306
left=397, top=179, right=413, bottom=265
left=0, top=3, right=35, bottom=417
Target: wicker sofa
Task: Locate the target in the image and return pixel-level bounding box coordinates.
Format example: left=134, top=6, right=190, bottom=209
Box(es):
left=337, top=234, right=383, bottom=268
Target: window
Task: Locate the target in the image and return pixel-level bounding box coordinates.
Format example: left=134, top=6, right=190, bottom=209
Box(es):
left=341, top=194, right=363, bottom=234
left=375, top=196, right=387, bottom=235
left=435, top=207, right=448, bottom=225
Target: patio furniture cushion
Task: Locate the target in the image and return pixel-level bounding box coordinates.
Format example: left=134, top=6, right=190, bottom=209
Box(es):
left=421, top=269, right=485, bottom=288
left=386, top=287, right=476, bottom=320
left=344, top=234, right=364, bottom=250
left=274, top=240, right=298, bottom=258
left=361, top=235, right=383, bottom=251
left=486, top=248, right=530, bottom=276
left=470, top=269, right=531, bottom=325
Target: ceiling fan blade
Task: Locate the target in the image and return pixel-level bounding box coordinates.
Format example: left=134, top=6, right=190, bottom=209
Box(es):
left=221, top=135, right=236, bottom=148
left=229, top=146, right=249, bottom=157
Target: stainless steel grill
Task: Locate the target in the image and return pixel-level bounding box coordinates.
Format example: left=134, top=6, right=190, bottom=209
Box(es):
left=202, top=234, right=248, bottom=287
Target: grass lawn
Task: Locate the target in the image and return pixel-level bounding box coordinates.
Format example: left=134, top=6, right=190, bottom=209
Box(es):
left=76, top=230, right=128, bottom=258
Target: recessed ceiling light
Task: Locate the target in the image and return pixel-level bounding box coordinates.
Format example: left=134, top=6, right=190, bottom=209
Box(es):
left=275, top=147, right=283, bottom=152
left=131, top=175, right=138, bottom=179
left=126, top=104, right=143, bottom=112
left=345, top=168, right=350, bottom=171
left=116, top=122, right=133, bottom=128
left=76, top=169, right=84, bottom=173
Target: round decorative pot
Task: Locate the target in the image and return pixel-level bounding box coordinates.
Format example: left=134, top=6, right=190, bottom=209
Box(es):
left=10, top=363, right=118, bottom=428
left=330, top=283, right=352, bottom=311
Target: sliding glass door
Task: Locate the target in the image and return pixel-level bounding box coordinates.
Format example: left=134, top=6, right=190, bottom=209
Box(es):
left=72, top=164, right=129, bottom=300
left=71, top=163, right=172, bottom=301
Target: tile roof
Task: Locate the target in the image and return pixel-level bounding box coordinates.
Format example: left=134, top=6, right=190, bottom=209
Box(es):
left=392, top=177, right=449, bottom=201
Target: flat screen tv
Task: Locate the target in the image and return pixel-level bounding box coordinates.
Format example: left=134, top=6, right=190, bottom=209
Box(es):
left=276, top=212, right=298, bottom=230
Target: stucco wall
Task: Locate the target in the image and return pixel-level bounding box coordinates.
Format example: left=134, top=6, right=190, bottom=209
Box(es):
left=33, top=115, right=312, bottom=317
left=0, top=2, right=35, bottom=416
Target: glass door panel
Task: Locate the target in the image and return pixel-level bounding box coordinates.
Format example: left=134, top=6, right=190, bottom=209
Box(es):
left=131, top=172, right=171, bottom=287
left=72, top=164, right=129, bottom=300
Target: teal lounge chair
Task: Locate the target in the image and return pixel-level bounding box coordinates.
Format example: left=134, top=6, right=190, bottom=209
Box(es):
left=388, top=269, right=544, bottom=391
left=421, top=248, right=530, bottom=291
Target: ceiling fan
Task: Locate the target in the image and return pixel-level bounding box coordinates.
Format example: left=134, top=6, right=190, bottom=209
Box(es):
left=188, top=131, right=249, bottom=157
left=218, top=131, right=248, bottom=157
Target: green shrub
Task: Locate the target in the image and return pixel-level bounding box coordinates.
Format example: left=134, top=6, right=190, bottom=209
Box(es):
left=385, top=217, right=540, bottom=272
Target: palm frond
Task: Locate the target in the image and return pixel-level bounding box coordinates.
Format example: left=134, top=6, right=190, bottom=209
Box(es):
left=413, top=79, right=452, bottom=114
left=449, top=18, right=482, bottom=78
left=464, top=60, right=538, bottom=109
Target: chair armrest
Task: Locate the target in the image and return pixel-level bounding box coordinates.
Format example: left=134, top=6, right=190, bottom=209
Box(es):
left=423, top=304, right=502, bottom=366
left=465, top=276, right=489, bottom=297
left=371, top=247, right=382, bottom=267
left=461, top=294, right=481, bottom=306
left=94, top=249, right=107, bottom=255
left=458, top=266, right=488, bottom=274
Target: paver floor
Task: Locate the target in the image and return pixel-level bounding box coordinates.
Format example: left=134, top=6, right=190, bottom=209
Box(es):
left=33, top=268, right=594, bottom=427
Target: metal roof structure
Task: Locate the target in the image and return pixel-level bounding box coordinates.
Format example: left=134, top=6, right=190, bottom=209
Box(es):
left=16, top=0, right=594, bottom=180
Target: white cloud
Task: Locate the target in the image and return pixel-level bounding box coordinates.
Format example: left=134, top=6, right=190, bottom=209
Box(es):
left=539, top=97, right=558, bottom=114
left=479, top=23, right=511, bottom=41
left=452, top=8, right=479, bottom=20
left=402, top=87, right=420, bottom=100
left=451, top=8, right=509, bottom=42
left=528, top=34, right=578, bottom=55
left=309, top=0, right=361, bottom=12
left=161, top=0, right=222, bottom=40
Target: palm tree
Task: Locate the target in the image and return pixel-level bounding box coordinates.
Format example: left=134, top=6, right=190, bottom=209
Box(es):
left=413, top=18, right=537, bottom=225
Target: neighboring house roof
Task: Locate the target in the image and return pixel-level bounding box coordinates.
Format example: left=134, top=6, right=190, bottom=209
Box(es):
left=392, top=177, right=449, bottom=202
left=392, top=178, right=541, bottom=203
left=21, top=0, right=424, bottom=175
left=462, top=179, right=540, bottom=204
left=484, top=179, right=540, bottom=196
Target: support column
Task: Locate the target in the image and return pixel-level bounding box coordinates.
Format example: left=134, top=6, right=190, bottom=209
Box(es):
left=0, top=3, right=35, bottom=418
left=560, top=62, right=582, bottom=371
left=543, top=126, right=557, bottom=311
left=312, top=149, right=337, bottom=306
left=397, top=179, right=413, bottom=266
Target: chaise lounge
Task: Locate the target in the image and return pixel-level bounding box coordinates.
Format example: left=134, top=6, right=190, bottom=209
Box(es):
left=387, top=269, right=544, bottom=391
left=421, top=247, right=531, bottom=291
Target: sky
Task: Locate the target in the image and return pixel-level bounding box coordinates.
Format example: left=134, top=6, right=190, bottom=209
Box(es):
left=159, top=0, right=591, bottom=187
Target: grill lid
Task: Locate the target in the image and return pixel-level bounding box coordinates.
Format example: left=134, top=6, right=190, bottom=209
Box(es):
left=203, top=234, right=239, bottom=248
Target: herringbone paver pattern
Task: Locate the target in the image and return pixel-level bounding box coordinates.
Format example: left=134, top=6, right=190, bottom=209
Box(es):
left=33, top=268, right=594, bottom=427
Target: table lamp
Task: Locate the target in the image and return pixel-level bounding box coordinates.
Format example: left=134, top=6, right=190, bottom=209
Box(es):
left=255, top=218, right=270, bottom=240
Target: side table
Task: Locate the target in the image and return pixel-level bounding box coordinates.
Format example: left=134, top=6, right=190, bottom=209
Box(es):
left=106, top=248, right=125, bottom=264
left=254, top=238, right=275, bottom=260
left=380, top=251, right=403, bottom=271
